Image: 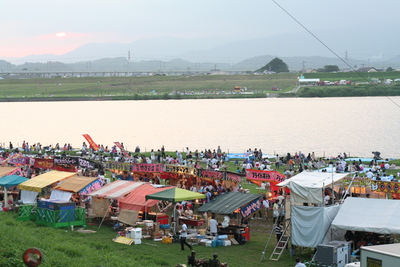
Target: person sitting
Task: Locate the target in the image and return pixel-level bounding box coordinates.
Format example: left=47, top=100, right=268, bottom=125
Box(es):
left=208, top=253, right=229, bottom=267
left=187, top=250, right=204, bottom=267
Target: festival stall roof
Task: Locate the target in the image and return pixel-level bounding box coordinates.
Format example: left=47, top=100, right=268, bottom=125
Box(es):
left=277, top=172, right=348, bottom=204
left=53, top=176, right=100, bottom=193
left=87, top=180, right=144, bottom=199
left=198, top=192, right=261, bottom=214
left=331, top=197, right=400, bottom=234
left=0, top=175, right=29, bottom=188
left=0, top=166, right=19, bottom=177
left=18, top=170, right=76, bottom=193
left=119, top=184, right=173, bottom=211
left=145, top=187, right=206, bottom=203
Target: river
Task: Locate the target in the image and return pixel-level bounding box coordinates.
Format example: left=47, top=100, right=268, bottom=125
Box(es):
left=2, top=97, right=400, bottom=159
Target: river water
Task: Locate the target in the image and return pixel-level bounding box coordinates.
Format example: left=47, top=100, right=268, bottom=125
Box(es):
left=2, top=97, right=400, bottom=158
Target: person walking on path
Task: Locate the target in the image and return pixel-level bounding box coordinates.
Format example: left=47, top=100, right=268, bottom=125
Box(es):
left=180, top=222, right=193, bottom=251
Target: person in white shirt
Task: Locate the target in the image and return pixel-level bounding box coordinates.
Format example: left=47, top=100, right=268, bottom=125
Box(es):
left=180, top=223, right=193, bottom=251
left=209, top=215, right=218, bottom=236
left=295, top=257, right=306, bottom=267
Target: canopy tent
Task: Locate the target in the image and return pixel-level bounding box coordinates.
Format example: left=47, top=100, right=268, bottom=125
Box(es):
left=0, top=166, right=19, bottom=177
left=277, top=172, right=348, bottom=204
left=198, top=191, right=261, bottom=215
left=119, top=184, right=173, bottom=212
left=145, top=187, right=206, bottom=202
left=51, top=176, right=101, bottom=201
left=18, top=170, right=76, bottom=193
left=331, top=197, right=400, bottom=234
left=291, top=205, right=341, bottom=247
left=146, top=187, right=206, bottom=234
left=0, top=175, right=29, bottom=208
left=87, top=180, right=144, bottom=199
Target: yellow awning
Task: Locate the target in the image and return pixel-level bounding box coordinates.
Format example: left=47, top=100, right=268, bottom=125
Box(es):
left=0, top=166, right=19, bottom=178
left=53, top=176, right=99, bottom=193
left=18, top=170, right=76, bottom=193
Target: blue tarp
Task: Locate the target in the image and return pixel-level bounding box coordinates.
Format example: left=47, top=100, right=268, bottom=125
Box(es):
left=0, top=175, right=29, bottom=189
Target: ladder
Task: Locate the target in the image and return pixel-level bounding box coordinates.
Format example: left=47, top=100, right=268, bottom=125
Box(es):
left=269, top=219, right=291, bottom=261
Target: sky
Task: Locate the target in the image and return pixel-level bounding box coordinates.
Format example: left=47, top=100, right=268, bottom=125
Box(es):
left=1, top=0, right=400, bottom=59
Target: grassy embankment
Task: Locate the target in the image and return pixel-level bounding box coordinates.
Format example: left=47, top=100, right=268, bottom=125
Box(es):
left=0, top=74, right=296, bottom=101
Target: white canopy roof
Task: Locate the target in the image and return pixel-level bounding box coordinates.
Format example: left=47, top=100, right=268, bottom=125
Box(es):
left=278, top=172, right=348, bottom=204
left=331, top=197, right=400, bottom=234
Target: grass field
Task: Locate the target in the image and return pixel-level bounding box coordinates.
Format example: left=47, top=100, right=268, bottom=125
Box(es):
left=0, top=74, right=297, bottom=100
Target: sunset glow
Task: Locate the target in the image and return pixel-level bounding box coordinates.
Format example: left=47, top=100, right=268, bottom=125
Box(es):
left=56, top=32, right=66, bottom=37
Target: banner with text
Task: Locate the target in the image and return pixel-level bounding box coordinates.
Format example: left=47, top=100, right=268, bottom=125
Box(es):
left=240, top=198, right=262, bottom=219
left=371, top=181, right=400, bottom=193
left=132, top=164, right=164, bottom=172
left=105, top=161, right=132, bottom=172
left=82, top=134, right=99, bottom=151
left=34, top=158, right=55, bottom=170
left=163, top=164, right=198, bottom=175
left=245, top=169, right=285, bottom=183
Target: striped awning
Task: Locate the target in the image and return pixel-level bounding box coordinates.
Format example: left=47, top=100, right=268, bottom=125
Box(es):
left=0, top=166, right=19, bottom=178
left=86, top=180, right=144, bottom=199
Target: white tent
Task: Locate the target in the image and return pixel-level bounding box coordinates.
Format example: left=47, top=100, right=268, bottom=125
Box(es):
left=331, top=197, right=400, bottom=234
left=278, top=172, right=348, bottom=204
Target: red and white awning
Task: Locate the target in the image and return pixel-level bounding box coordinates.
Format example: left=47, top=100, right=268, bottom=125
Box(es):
left=86, top=180, right=144, bottom=199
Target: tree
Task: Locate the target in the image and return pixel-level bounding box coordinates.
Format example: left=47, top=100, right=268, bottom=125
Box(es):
left=256, top=57, right=289, bottom=73
left=386, top=67, right=394, bottom=72
left=323, top=65, right=339, bottom=72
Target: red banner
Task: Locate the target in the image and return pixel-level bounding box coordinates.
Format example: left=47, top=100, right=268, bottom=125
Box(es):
left=34, top=158, right=55, bottom=170
left=114, top=142, right=131, bottom=158
left=83, top=134, right=99, bottom=151
left=245, top=169, right=285, bottom=183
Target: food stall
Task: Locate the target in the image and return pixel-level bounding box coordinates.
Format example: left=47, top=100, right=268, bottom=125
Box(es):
left=197, top=191, right=262, bottom=243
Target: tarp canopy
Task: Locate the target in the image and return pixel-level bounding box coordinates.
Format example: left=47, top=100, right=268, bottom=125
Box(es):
left=278, top=172, right=348, bottom=204
left=0, top=175, right=29, bottom=189
left=0, top=166, right=19, bottom=178
left=53, top=175, right=100, bottom=193
left=18, top=170, right=76, bottom=193
left=145, top=187, right=205, bottom=203
left=87, top=180, right=144, bottom=199
left=291, top=205, right=341, bottom=247
left=119, top=184, right=173, bottom=211
left=198, top=192, right=261, bottom=214
left=331, top=197, right=400, bottom=234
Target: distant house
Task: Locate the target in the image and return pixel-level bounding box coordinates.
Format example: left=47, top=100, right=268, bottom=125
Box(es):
left=303, top=69, right=318, bottom=73
left=357, top=67, right=378, bottom=72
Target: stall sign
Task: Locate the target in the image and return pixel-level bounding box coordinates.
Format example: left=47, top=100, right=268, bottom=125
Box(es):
left=54, top=157, right=79, bottom=165
left=78, top=158, right=96, bottom=169
left=197, top=169, right=223, bottom=180
left=371, top=181, right=400, bottom=193
left=34, top=158, right=55, bottom=170
left=338, top=177, right=371, bottom=187
left=240, top=198, right=262, bottom=219
left=366, top=257, right=382, bottom=267
left=105, top=161, right=132, bottom=171
left=8, top=157, right=29, bottom=165
left=79, top=179, right=103, bottom=195
left=132, top=163, right=163, bottom=172
left=82, top=134, right=99, bottom=151
left=163, top=164, right=197, bottom=175
left=245, top=170, right=285, bottom=183
left=224, top=172, right=242, bottom=182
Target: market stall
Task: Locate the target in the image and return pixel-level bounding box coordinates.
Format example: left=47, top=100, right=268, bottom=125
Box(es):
left=52, top=175, right=102, bottom=202
left=18, top=170, right=76, bottom=203
left=145, top=187, right=206, bottom=234
left=0, top=175, right=28, bottom=208
left=198, top=191, right=262, bottom=243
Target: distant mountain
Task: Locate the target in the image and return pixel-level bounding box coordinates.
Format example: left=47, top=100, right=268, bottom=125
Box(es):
left=3, top=23, right=400, bottom=70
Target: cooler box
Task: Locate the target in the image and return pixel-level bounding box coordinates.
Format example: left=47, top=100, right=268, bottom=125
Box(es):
left=241, top=227, right=250, bottom=241
left=128, top=228, right=142, bottom=239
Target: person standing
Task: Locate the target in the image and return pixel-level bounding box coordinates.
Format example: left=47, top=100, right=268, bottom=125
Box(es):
left=180, top=222, right=193, bottom=251
left=209, top=215, right=218, bottom=236
left=262, top=196, right=270, bottom=219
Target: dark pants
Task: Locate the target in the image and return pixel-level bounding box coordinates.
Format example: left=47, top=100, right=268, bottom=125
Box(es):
left=181, top=237, right=192, bottom=250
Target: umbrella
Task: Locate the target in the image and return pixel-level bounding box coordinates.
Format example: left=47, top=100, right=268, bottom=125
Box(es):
left=0, top=175, right=29, bottom=208
left=145, top=187, right=206, bottom=234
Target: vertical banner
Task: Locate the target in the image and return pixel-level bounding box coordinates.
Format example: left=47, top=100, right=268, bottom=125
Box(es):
left=82, top=134, right=99, bottom=151
left=114, top=142, right=131, bottom=158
